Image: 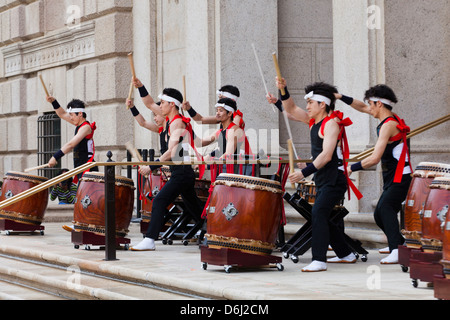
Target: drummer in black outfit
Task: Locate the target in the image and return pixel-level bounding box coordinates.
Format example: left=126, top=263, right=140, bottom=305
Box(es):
left=337, top=85, right=412, bottom=264
left=277, top=78, right=356, bottom=272
left=45, top=97, right=98, bottom=183
left=130, top=79, right=204, bottom=252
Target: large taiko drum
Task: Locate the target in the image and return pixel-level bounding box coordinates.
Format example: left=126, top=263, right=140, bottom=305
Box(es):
left=402, top=162, right=450, bottom=248
left=420, top=177, right=450, bottom=253
left=441, top=195, right=450, bottom=279
left=205, top=173, right=283, bottom=256
left=0, top=172, right=49, bottom=226
left=73, top=172, right=135, bottom=238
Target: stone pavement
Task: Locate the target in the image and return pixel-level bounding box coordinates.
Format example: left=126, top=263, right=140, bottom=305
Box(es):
left=0, top=222, right=439, bottom=301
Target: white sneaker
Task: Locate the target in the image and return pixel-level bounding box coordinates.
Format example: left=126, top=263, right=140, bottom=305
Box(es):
left=301, top=260, right=327, bottom=272
left=378, top=246, right=390, bottom=254
left=131, top=238, right=156, bottom=251
left=328, top=253, right=357, bottom=264
left=380, top=249, right=398, bottom=264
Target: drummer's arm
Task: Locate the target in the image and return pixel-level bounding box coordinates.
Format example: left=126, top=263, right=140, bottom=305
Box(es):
left=48, top=125, right=92, bottom=167
left=183, top=101, right=219, bottom=125
left=46, top=96, right=72, bottom=124
left=132, top=78, right=163, bottom=117
left=126, top=99, right=160, bottom=133
left=276, top=78, right=310, bottom=124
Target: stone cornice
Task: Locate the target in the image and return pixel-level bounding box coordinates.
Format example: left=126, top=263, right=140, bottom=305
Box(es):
left=2, top=21, right=95, bottom=77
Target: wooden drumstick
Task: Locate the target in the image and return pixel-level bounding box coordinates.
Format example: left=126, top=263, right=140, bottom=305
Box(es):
left=287, top=139, right=296, bottom=189
left=39, top=75, right=50, bottom=97
left=125, top=141, right=143, bottom=162
left=272, top=52, right=286, bottom=96
left=128, top=52, right=137, bottom=80
left=24, top=164, right=50, bottom=173
left=126, top=82, right=134, bottom=110
left=181, top=75, right=187, bottom=116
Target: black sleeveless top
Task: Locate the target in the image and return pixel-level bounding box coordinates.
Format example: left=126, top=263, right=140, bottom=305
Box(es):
left=310, top=119, right=341, bottom=188
left=160, top=119, right=193, bottom=174
left=73, top=122, right=94, bottom=168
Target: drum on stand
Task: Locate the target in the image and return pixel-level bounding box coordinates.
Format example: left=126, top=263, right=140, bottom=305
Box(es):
left=205, top=173, right=283, bottom=256
left=73, top=172, right=135, bottom=239
left=420, top=177, right=450, bottom=253
left=0, top=172, right=48, bottom=232
left=441, top=191, right=450, bottom=279
left=140, top=170, right=169, bottom=224
left=402, top=162, right=450, bottom=248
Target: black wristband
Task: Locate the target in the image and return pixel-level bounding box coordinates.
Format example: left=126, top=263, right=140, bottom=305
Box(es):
left=53, top=149, right=65, bottom=161
left=274, top=100, right=284, bottom=112
left=138, top=86, right=149, bottom=98
left=130, top=106, right=140, bottom=117
left=301, top=163, right=318, bottom=178
left=280, top=87, right=290, bottom=101
left=187, top=107, right=198, bottom=118
left=52, top=100, right=61, bottom=110
left=149, top=159, right=162, bottom=172
left=340, top=95, right=354, bottom=105
left=351, top=162, right=364, bottom=172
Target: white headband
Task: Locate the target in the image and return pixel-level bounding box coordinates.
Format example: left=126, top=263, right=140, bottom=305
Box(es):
left=215, top=103, right=235, bottom=113
left=68, top=108, right=85, bottom=113
left=304, top=91, right=331, bottom=106
left=158, top=94, right=181, bottom=107
left=369, top=97, right=394, bottom=106
left=217, top=90, right=239, bottom=101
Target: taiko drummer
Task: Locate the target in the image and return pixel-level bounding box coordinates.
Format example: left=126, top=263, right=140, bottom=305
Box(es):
left=130, top=80, right=205, bottom=252
left=45, top=96, right=99, bottom=184
left=277, top=79, right=357, bottom=272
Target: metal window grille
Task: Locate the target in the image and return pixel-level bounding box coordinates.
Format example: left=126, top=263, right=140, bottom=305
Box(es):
left=37, top=113, right=61, bottom=179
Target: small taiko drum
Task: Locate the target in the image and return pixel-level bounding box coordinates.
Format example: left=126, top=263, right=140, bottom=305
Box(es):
left=140, top=171, right=168, bottom=223
left=0, top=172, right=49, bottom=226
left=73, top=172, right=135, bottom=238
left=402, top=162, right=450, bottom=248
left=420, top=177, right=450, bottom=253
left=205, top=174, right=283, bottom=256
left=297, top=181, right=317, bottom=204
left=441, top=195, right=450, bottom=279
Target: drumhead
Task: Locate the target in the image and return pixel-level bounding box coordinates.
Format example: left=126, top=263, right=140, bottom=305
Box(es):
left=214, top=173, right=283, bottom=194
left=4, top=171, right=48, bottom=184
left=81, top=172, right=135, bottom=189
left=429, top=176, right=450, bottom=189
left=414, top=162, right=450, bottom=177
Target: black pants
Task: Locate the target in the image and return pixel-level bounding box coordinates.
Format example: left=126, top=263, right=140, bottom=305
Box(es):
left=145, top=166, right=203, bottom=240
left=312, top=173, right=352, bottom=262
left=374, top=174, right=412, bottom=252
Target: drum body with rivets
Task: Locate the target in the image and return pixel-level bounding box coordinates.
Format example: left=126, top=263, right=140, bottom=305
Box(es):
left=205, top=174, right=283, bottom=256
left=73, top=172, right=135, bottom=238
left=0, top=172, right=49, bottom=226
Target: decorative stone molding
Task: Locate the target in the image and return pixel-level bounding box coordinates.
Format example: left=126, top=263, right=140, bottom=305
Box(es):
left=2, top=21, right=95, bottom=77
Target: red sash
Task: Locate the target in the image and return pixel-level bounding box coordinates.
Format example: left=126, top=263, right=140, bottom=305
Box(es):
left=170, top=114, right=205, bottom=180
left=73, top=121, right=96, bottom=184
left=330, top=111, right=363, bottom=200
left=383, top=114, right=412, bottom=183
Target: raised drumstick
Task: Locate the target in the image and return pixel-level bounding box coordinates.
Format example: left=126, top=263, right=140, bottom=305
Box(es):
left=272, top=52, right=286, bottom=96
left=39, top=75, right=50, bottom=97
left=128, top=52, right=137, bottom=80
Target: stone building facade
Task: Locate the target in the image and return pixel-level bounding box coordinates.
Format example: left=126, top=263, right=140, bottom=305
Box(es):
left=0, top=0, right=448, bottom=214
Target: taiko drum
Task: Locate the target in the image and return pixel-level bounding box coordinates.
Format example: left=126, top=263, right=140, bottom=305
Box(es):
left=140, top=171, right=168, bottom=223
left=441, top=195, right=450, bottom=279
left=0, top=172, right=49, bottom=226
left=420, top=177, right=450, bottom=253
left=205, top=174, right=283, bottom=256
left=73, top=172, right=135, bottom=238
left=402, top=162, right=450, bottom=248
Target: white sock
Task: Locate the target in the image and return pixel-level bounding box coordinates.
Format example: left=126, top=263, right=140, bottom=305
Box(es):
left=131, top=237, right=156, bottom=251
left=381, top=249, right=398, bottom=264
left=328, top=252, right=357, bottom=263
left=302, top=260, right=327, bottom=272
